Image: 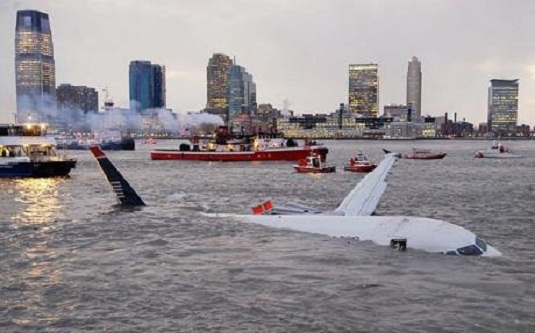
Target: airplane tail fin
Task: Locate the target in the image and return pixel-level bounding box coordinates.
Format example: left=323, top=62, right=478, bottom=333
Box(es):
left=89, top=145, right=145, bottom=206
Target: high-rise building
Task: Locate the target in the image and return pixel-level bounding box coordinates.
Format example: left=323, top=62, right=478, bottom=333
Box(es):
left=206, top=53, right=233, bottom=118
left=56, top=84, right=99, bottom=113
left=129, top=60, right=166, bottom=111
left=348, top=64, right=379, bottom=117
left=406, top=56, right=422, bottom=120
left=487, top=79, right=519, bottom=136
left=227, top=64, right=256, bottom=121
left=227, top=65, right=245, bottom=120
left=15, top=10, right=56, bottom=119
left=152, top=65, right=166, bottom=108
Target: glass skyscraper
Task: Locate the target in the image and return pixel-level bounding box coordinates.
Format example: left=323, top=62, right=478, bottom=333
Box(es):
left=129, top=61, right=166, bottom=111
left=227, top=65, right=245, bottom=120
left=15, top=10, right=56, bottom=120
left=206, top=53, right=233, bottom=118
left=348, top=64, right=379, bottom=117
left=227, top=65, right=256, bottom=121
left=406, top=56, right=422, bottom=120
left=487, top=79, right=519, bottom=136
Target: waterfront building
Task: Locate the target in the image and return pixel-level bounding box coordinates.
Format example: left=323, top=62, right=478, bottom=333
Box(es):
left=206, top=53, right=233, bottom=119
left=57, top=84, right=98, bottom=113
left=129, top=60, right=166, bottom=111
left=441, top=120, right=474, bottom=138
left=348, top=64, right=379, bottom=117
left=15, top=10, right=56, bottom=119
left=384, top=122, right=420, bottom=139
left=406, top=56, right=422, bottom=120
left=487, top=79, right=519, bottom=136
left=257, top=104, right=281, bottom=122
left=384, top=104, right=410, bottom=122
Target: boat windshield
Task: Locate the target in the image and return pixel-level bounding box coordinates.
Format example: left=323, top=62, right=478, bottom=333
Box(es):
left=355, top=152, right=368, bottom=161
left=0, top=146, right=23, bottom=157
left=24, top=145, right=58, bottom=158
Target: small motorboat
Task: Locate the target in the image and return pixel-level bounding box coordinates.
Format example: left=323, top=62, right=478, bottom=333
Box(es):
left=343, top=150, right=377, bottom=173
left=403, top=148, right=446, bottom=160
left=293, top=153, right=336, bottom=173
left=475, top=141, right=521, bottom=159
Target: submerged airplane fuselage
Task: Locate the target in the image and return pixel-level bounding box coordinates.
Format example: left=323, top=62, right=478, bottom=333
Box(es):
left=230, top=214, right=500, bottom=256
left=211, top=153, right=501, bottom=256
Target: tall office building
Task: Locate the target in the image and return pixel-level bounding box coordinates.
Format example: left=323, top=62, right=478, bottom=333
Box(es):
left=206, top=53, right=233, bottom=117
left=348, top=64, right=379, bottom=117
left=56, top=84, right=99, bottom=113
left=487, top=79, right=519, bottom=136
left=227, top=65, right=245, bottom=120
left=406, top=56, right=422, bottom=120
left=227, top=64, right=256, bottom=121
left=15, top=10, right=56, bottom=119
left=152, top=65, right=166, bottom=108
left=129, top=60, right=166, bottom=111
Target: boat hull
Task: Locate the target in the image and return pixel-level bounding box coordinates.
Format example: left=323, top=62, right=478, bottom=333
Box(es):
left=403, top=153, right=446, bottom=160
left=58, top=138, right=135, bottom=151
left=475, top=152, right=521, bottom=159
left=343, top=164, right=377, bottom=173
left=151, top=146, right=329, bottom=162
left=293, top=165, right=336, bottom=173
left=0, top=160, right=77, bottom=178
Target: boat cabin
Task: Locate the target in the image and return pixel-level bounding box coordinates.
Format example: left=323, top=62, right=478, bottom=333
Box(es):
left=307, top=154, right=321, bottom=168
left=0, top=123, right=60, bottom=161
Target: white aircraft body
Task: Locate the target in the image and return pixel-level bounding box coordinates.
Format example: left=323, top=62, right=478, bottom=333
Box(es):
left=209, top=153, right=501, bottom=256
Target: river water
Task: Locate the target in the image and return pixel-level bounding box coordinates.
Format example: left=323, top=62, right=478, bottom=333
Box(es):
left=1, top=140, right=534, bottom=332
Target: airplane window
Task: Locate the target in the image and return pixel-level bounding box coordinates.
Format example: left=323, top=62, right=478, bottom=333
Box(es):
left=456, top=245, right=483, bottom=256
left=475, top=237, right=487, bottom=252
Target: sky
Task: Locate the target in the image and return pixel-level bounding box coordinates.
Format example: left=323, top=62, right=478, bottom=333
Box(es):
left=1, top=0, right=534, bottom=125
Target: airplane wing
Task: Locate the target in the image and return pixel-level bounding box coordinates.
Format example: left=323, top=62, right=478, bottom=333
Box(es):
left=334, top=153, right=397, bottom=216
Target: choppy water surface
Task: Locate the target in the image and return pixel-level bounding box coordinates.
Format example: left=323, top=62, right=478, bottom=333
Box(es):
left=1, top=140, right=534, bottom=332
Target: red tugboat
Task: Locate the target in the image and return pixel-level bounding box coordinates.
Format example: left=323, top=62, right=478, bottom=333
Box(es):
left=403, top=148, right=446, bottom=160
left=151, top=126, right=329, bottom=162
left=343, top=150, right=377, bottom=173
left=293, top=153, right=336, bottom=173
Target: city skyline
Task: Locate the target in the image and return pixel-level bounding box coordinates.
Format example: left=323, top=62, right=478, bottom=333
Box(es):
left=1, top=1, right=534, bottom=125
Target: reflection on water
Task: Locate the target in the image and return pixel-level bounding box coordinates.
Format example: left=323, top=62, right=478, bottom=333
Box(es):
left=12, top=178, right=66, bottom=225
left=1, top=178, right=69, bottom=328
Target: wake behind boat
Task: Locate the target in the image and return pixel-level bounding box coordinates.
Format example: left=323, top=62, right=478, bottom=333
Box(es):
left=151, top=126, right=329, bottom=162
left=475, top=141, right=521, bottom=159
left=0, top=123, right=77, bottom=177
left=403, top=148, right=446, bottom=160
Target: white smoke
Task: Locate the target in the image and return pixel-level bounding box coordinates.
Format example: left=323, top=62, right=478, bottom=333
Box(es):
left=174, top=111, right=224, bottom=130
left=16, top=93, right=224, bottom=134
